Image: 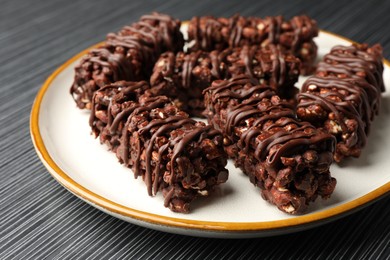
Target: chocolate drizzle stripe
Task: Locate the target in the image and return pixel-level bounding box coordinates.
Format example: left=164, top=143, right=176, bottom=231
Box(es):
left=163, top=187, right=175, bottom=207
left=267, top=133, right=335, bottom=167
left=225, top=106, right=263, bottom=136
left=139, top=116, right=196, bottom=134
left=170, top=125, right=214, bottom=175
left=120, top=97, right=171, bottom=166
left=145, top=118, right=193, bottom=196
left=110, top=104, right=140, bottom=133
left=252, top=110, right=295, bottom=128
left=241, top=46, right=256, bottom=80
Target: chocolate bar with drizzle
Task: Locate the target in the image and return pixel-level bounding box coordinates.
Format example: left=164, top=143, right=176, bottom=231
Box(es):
left=70, top=12, right=184, bottom=109
left=297, top=44, right=384, bottom=162
left=90, top=81, right=228, bottom=213
left=203, top=75, right=336, bottom=214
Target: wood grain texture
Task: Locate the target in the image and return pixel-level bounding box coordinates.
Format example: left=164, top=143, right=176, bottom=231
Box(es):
left=1, top=0, right=389, bottom=259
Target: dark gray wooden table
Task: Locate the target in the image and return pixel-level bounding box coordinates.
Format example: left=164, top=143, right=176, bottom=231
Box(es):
left=1, top=0, right=390, bottom=259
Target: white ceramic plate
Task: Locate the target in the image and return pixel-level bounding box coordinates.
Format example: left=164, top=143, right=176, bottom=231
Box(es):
left=31, top=30, right=390, bottom=238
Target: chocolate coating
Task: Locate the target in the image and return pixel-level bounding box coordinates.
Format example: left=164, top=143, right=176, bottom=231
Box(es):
left=89, top=81, right=228, bottom=213
left=187, top=14, right=318, bottom=74
left=204, top=75, right=336, bottom=214
left=70, top=12, right=184, bottom=109
left=150, top=50, right=228, bottom=116
left=90, top=80, right=151, bottom=151
left=150, top=44, right=300, bottom=117
left=297, top=44, right=384, bottom=162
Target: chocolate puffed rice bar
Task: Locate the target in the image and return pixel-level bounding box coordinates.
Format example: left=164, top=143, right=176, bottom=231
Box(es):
left=89, top=81, right=228, bottom=213
left=297, top=44, right=384, bottom=162
left=70, top=12, right=184, bottom=109
left=203, top=75, right=336, bottom=214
